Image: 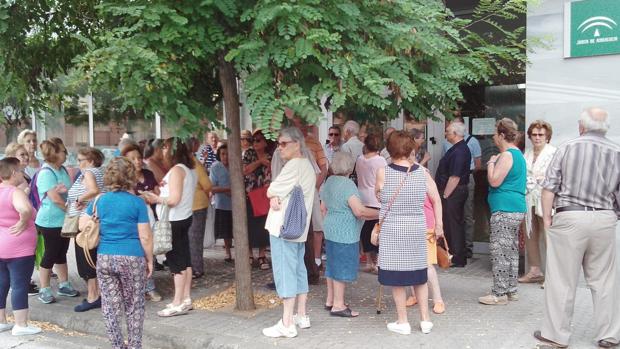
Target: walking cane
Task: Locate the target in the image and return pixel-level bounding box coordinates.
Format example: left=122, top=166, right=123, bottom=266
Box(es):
left=375, top=285, right=384, bottom=314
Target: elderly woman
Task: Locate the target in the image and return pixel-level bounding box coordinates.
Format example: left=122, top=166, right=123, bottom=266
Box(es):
left=17, top=129, right=40, bottom=178
left=375, top=130, right=441, bottom=335
left=240, top=130, right=253, bottom=158
left=411, top=128, right=431, bottom=167
left=81, top=157, right=153, bottom=349
left=321, top=151, right=378, bottom=317
left=143, top=138, right=197, bottom=317
left=36, top=139, right=79, bottom=304
left=262, top=127, right=316, bottom=338
left=210, top=145, right=234, bottom=261
left=187, top=137, right=212, bottom=279
left=0, top=158, right=41, bottom=336
left=67, top=147, right=106, bottom=312
left=519, top=120, right=556, bottom=284
left=479, top=118, right=526, bottom=305
left=243, top=129, right=272, bottom=270
left=355, top=134, right=387, bottom=273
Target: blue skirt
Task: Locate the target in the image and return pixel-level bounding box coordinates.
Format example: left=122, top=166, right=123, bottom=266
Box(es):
left=325, top=240, right=359, bottom=283
left=378, top=268, right=428, bottom=286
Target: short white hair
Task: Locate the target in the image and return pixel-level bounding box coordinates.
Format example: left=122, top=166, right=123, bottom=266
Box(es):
left=343, top=120, right=360, bottom=136
left=330, top=151, right=356, bottom=176
left=579, top=108, right=610, bottom=134
left=449, top=121, right=466, bottom=137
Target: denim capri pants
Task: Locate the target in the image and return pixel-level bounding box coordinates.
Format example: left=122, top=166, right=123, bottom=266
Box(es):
left=269, top=235, right=308, bottom=298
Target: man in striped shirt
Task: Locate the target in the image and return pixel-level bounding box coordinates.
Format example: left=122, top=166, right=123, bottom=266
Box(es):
left=534, top=108, right=620, bottom=349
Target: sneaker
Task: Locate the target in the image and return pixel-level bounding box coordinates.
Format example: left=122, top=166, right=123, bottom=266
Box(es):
left=293, top=314, right=311, bottom=329
left=478, top=294, right=508, bottom=305
left=74, top=298, right=101, bottom=312
left=157, top=304, right=188, bottom=317
left=27, top=282, right=39, bottom=296
left=420, top=321, right=433, bottom=334
left=11, top=325, right=42, bottom=336
left=38, top=287, right=55, bottom=304
left=145, top=290, right=162, bottom=302
left=507, top=293, right=519, bottom=301
left=387, top=321, right=411, bottom=335
left=58, top=282, right=79, bottom=297
left=0, top=323, right=14, bottom=332
left=262, top=319, right=298, bottom=338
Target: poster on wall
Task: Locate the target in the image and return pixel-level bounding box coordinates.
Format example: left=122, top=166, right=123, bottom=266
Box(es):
left=564, top=0, right=620, bottom=58
left=472, top=118, right=497, bottom=135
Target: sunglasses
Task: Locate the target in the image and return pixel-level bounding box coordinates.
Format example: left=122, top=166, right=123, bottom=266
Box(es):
left=277, top=140, right=294, bottom=148
left=241, top=137, right=252, bottom=141
left=253, top=138, right=264, bottom=143
left=329, top=133, right=340, bottom=137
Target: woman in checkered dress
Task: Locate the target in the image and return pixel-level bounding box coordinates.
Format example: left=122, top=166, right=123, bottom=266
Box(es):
left=376, top=131, right=441, bottom=335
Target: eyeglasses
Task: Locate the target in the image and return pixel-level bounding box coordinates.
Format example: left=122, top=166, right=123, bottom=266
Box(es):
left=241, top=137, right=252, bottom=142
left=530, top=133, right=546, bottom=138
left=277, top=140, right=294, bottom=148
left=328, top=133, right=340, bottom=137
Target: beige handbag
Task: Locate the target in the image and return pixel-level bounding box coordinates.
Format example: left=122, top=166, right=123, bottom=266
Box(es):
left=61, top=214, right=79, bottom=238
left=76, top=196, right=101, bottom=268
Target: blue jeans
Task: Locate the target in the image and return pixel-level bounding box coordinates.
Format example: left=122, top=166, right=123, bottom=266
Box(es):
left=270, top=235, right=308, bottom=298
left=0, top=255, right=35, bottom=310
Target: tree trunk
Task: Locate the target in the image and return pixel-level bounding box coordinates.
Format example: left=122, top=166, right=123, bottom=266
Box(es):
left=218, top=54, right=256, bottom=311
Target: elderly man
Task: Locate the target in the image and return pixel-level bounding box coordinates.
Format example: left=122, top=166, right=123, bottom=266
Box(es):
left=341, top=120, right=365, bottom=160
left=197, top=131, right=219, bottom=171
left=534, top=108, right=620, bottom=349
left=443, top=117, right=482, bottom=258
left=436, top=121, right=471, bottom=267
left=324, top=125, right=342, bottom=163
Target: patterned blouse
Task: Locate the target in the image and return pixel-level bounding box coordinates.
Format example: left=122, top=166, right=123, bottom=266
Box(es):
left=242, top=148, right=271, bottom=193
left=67, top=167, right=106, bottom=217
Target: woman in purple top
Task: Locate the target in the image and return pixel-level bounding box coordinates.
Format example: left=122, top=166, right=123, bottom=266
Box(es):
left=122, top=144, right=162, bottom=303
left=0, top=158, right=41, bottom=336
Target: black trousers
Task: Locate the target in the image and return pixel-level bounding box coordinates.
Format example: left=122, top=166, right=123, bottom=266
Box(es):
left=441, top=185, right=469, bottom=266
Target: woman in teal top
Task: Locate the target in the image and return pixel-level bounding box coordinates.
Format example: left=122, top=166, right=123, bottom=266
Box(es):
left=479, top=118, right=527, bottom=306
left=35, top=138, right=80, bottom=305
left=320, top=152, right=378, bottom=318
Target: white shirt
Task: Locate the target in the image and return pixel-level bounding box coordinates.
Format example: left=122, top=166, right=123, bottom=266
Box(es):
left=157, top=164, right=197, bottom=221
left=341, top=136, right=364, bottom=160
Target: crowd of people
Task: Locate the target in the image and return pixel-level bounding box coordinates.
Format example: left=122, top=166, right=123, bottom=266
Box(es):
left=0, top=107, right=618, bottom=349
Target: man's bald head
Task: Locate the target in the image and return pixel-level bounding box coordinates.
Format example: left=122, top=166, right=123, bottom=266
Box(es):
left=579, top=107, right=610, bottom=135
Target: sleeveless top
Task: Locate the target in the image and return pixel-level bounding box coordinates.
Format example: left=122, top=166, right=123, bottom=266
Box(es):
left=378, top=164, right=428, bottom=272
left=157, top=164, right=197, bottom=221
left=67, top=167, right=106, bottom=217
left=488, top=148, right=527, bottom=213
left=0, top=186, right=37, bottom=258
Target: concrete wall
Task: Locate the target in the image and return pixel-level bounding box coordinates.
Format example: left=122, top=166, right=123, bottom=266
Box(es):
left=526, top=0, right=620, bottom=237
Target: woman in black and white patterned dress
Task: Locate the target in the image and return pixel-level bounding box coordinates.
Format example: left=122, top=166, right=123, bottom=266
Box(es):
left=375, top=131, right=441, bottom=335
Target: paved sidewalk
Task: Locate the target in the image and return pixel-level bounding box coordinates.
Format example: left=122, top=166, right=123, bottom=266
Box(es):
left=22, top=246, right=606, bottom=349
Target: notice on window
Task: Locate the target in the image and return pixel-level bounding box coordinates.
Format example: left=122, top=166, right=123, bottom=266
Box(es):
left=472, top=118, right=497, bottom=135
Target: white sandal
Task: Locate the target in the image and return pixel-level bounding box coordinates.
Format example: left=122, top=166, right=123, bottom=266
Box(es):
left=157, top=304, right=188, bottom=317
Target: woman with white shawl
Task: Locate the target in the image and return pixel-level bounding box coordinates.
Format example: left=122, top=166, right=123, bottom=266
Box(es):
left=518, top=120, right=556, bottom=284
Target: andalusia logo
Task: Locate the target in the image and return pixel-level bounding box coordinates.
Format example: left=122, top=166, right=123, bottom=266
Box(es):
left=576, top=16, right=619, bottom=46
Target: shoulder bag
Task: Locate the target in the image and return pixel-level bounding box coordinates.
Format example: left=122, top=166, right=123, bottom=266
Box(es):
left=153, top=202, right=173, bottom=255
left=280, top=185, right=307, bottom=240
left=76, top=195, right=101, bottom=268
left=61, top=211, right=79, bottom=238
left=371, top=165, right=412, bottom=246
left=248, top=185, right=270, bottom=217
left=436, top=236, right=453, bottom=269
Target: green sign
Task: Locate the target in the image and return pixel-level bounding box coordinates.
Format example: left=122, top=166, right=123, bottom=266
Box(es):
left=565, top=0, right=620, bottom=58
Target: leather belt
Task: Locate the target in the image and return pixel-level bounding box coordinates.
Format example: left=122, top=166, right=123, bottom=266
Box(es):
left=555, top=205, right=607, bottom=213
